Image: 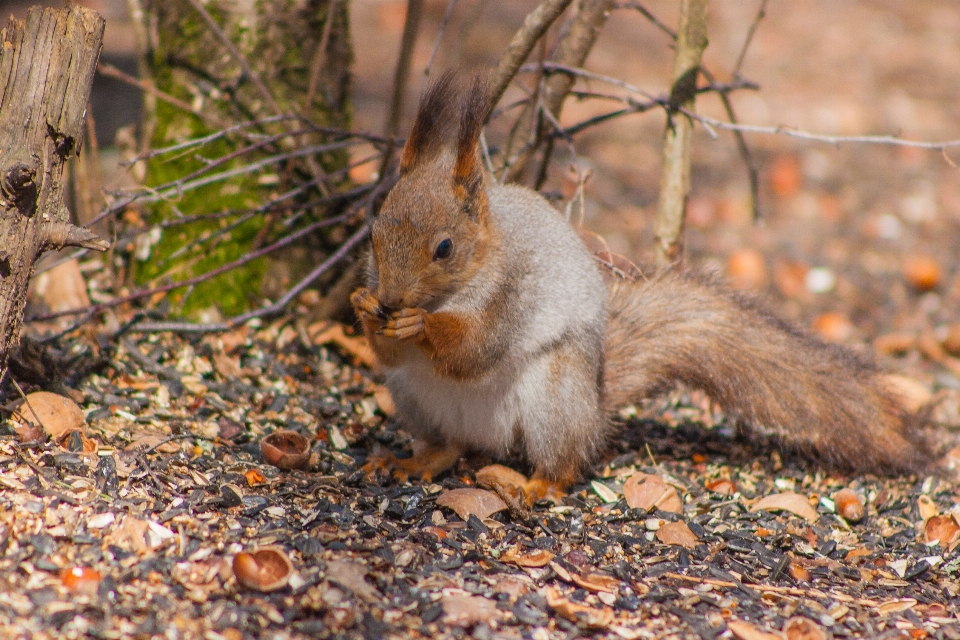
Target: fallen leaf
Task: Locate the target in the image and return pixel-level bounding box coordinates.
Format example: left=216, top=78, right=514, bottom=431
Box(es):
left=308, top=321, right=376, bottom=367
left=727, top=619, right=782, bottom=640
left=475, top=464, right=529, bottom=489
left=17, top=391, right=84, bottom=438
left=436, top=488, right=507, bottom=521
left=655, top=521, right=700, bottom=549
left=233, top=546, right=293, bottom=592
left=441, top=594, right=502, bottom=627
left=751, top=492, right=819, bottom=523
left=783, top=616, right=827, bottom=640
left=833, top=488, right=865, bottom=522
left=500, top=547, right=555, bottom=568
left=55, top=429, right=97, bottom=454
left=705, top=478, right=736, bottom=495
left=326, top=559, right=379, bottom=602
left=917, top=494, right=939, bottom=521
left=544, top=586, right=614, bottom=628
left=623, top=473, right=682, bottom=513
left=571, top=572, right=621, bottom=593
left=877, top=598, right=917, bottom=616
left=924, top=515, right=960, bottom=547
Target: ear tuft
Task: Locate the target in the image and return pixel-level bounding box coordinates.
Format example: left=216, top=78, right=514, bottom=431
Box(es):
left=453, top=73, right=490, bottom=198
left=399, top=71, right=460, bottom=173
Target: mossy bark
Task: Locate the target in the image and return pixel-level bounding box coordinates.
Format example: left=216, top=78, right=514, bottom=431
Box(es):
left=134, top=0, right=352, bottom=316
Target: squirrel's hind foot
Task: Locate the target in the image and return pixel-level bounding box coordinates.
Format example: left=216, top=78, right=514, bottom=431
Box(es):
left=363, top=442, right=464, bottom=484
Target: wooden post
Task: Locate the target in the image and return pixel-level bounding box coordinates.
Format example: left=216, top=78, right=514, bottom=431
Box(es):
left=0, top=7, right=109, bottom=374
left=653, top=0, right=708, bottom=266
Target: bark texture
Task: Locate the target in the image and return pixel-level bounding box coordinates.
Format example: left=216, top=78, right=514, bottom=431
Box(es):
left=0, top=7, right=108, bottom=373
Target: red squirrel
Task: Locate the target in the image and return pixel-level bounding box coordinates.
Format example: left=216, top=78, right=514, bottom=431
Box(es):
left=350, top=72, right=932, bottom=502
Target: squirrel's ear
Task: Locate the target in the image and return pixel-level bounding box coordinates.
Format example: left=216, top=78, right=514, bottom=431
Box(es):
left=453, top=73, right=489, bottom=204
left=399, top=71, right=458, bottom=174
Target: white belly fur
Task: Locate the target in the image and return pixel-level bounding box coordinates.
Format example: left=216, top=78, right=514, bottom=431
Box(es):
left=385, top=352, right=553, bottom=454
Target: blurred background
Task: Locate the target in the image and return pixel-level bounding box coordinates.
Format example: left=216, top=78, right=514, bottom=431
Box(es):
left=6, top=0, right=960, bottom=358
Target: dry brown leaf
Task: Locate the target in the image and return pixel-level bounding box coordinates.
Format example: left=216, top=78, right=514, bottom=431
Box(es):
left=436, top=488, right=507, bottom=521
left=55, top=429, right=98, bottom=454
left=326, top=559, right=379, bottom=602
left=475, top=464, right=529, bottom=489
left=877, top=598, right=917, bottom=616
left=750, top=492, right=819, bottom=523
left=832, top=488, right=865, bottom=522
left=500, top=547, right=554, bottom=568
left=233, top=546, right=293, bottom=592
left=544, top=586, right=614, bottom=628
left=308, top=321, right=376, bottom=368
left=705, top=478, right=736, bottom=495
left=917, top=494, right=939, bottom=521
left=923, top=515, right=960, bottom=547
left=788, top=562, right=810, bottom=583
left=656, top=521, right=700, bottom=549
left=783, top=616, right=826, bottom=640
left=727, top=619, right=783, bottom=640
left=441, top=594, right=502, bottom=627
left=17, top=391, right=84, bottom=438
left=571, top=572, right=621, bottom=593
left=623, top=473, right=682, bottom=513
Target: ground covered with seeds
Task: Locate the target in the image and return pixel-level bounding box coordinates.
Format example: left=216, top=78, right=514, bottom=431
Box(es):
left=0, top=317, right=958, bottom=640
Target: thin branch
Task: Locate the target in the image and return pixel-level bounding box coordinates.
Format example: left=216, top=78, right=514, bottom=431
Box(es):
left=185, top=0, right=283, bottom=117
left=380, top=0, right=425, bottom=177
left=304, top=0, right=340, bottom=114
left=488, top=0, right=576, bottom=115
left=126, top=223, right=371, bottom=334
left=27, top=212, right=359, bottom=323
left=613, top=1, right=676, bottom=40
left=425, top=0, right=459, bottom=78
left=734, top=0, right=769, bottom=76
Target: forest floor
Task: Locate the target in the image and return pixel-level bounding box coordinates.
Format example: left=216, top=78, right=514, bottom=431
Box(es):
left=3, top=1, right=960, bottom=638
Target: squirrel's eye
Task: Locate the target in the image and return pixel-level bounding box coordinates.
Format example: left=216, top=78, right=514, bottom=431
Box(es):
left=433, top=238, right=453, bottom=260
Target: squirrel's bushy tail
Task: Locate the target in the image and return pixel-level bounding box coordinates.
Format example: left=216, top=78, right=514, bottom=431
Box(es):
left=603, top=270, right=932, bottom=474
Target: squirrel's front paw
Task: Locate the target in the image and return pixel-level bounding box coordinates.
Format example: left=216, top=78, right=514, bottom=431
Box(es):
left=380, top=308, right=426, bottom=341
left=350, top=288, right=387, bottom=320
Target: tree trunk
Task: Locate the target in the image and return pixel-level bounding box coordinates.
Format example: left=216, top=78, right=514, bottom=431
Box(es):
left=0, top=7, right=109, bottom=375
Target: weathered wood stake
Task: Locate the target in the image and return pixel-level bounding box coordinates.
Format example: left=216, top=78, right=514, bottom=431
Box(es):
left=0, top=7, right=109, bottom=375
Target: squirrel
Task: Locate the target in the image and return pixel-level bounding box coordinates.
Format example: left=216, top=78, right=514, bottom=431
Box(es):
left=350, top=72, right=933, bottom=502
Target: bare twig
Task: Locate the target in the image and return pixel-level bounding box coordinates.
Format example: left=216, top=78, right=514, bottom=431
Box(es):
left=304, top=0, right=341, bottom=114
left=488, top=0, right=575, bottom=114
left=380, top=0, right=425, bottom=177
left=613, top=1, right=676, bottom=40
left=654, top=0, right=708, bottom=266
left=733, top=0, right=769, bottom=76
left=185, top=0, right=283, bottom=117
left=425, top=0, right=460, bottom=77
left=97, top=62, right=226, bottom=128
left=128, top=223, right=371, bottom=334
left=505, top=0, right=616, bottom=184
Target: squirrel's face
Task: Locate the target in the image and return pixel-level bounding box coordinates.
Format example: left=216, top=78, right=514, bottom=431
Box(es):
left=368, top=163, right=490, bottom=313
